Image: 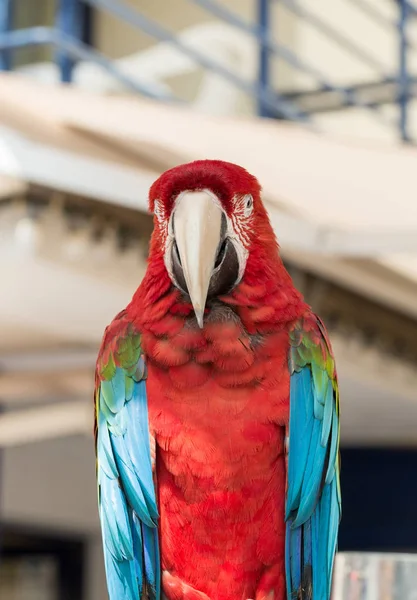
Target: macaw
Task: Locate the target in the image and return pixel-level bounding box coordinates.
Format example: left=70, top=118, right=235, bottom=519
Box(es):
left=95, top=160, right=341, bottom=600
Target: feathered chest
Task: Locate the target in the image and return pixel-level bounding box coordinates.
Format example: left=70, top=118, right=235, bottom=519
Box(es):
left=141, top=308, right=290, bottom=486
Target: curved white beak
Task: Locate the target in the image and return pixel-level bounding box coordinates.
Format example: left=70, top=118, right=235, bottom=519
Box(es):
left=173, top=190, right=223, bottom=328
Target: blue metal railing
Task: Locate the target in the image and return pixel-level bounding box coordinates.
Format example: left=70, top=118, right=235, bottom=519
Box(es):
left=191, top=0, right=402, bottom=131
left=84, top=0, right=311, bottom=123
left=0, top=0, right=415, bottom=142
left=0, top=0, right=13, bottom=70
left=55, top=0, right=82, bottom=82
left=0, top=26, right=180, bottom=101
left=399, top=0, right=411, bottom=142
left=258, top=0, right=271, bottom=118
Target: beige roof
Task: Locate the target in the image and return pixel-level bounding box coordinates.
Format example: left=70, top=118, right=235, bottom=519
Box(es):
left=1, top=73, right=416, bottom=318
left=3, top=73, right=416, bottom=232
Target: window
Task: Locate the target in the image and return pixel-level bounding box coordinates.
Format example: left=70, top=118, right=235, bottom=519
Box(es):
left=0, top=526, right=84, bottom=600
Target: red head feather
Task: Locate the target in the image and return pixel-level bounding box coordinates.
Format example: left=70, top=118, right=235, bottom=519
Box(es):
left=149, top=160, right=261, bottom=216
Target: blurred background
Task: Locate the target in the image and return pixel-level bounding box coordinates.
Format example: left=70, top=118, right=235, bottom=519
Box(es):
left=0, top=0, right=417, bottom=599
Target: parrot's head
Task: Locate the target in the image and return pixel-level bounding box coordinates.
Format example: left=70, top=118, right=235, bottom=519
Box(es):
left=147, top=160, right=288, bottom=328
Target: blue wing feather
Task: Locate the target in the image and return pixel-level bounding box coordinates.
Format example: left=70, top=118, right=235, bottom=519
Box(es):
left=96, top=323, right=160, bottom=600
left=321, top=383, right=333, bottom=446
left=286, top=370, right=313, bottom=515
left=286, top=315, right=341, bottom=600
left=130, top=510, right=144, bottom=584
left=103, top=541, right=137, bottom=600
left=142, top=521, right=161, bottom=599
left=325, top=411, right=339, bottom=485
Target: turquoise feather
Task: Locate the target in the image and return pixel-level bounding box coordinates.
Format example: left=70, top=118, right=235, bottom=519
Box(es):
left=286, top=369, right=313, bottom=516
left=286, top=315, right=341, bottom=600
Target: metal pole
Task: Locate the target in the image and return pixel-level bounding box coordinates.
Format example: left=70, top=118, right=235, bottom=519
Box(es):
left=0, top=0, right=13, bottom=71
left=399, top=0, right=410, bottom=142
left=55, top=0, right=83, bottom=82
left=257, top=0, right=271, bottom=117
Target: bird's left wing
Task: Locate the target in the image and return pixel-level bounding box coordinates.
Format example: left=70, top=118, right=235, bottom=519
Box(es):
left=285, top=313, right=341, bottom=600
left=95, top=311, right=160, bottom=600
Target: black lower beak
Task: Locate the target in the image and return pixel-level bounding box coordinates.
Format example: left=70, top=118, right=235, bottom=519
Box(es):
left=172, top=236, right=240, bottom=299
left=208, top=237, right=239, bottom=297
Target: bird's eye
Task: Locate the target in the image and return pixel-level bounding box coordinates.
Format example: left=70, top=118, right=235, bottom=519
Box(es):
left=243, top=195, right=253, bottom=216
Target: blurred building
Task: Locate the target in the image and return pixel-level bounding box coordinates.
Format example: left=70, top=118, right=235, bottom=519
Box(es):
left=0, top=1, right=417, bottom=599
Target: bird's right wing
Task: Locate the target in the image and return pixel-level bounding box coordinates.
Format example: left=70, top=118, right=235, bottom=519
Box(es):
left=95, top=311, right=160, bottom=600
